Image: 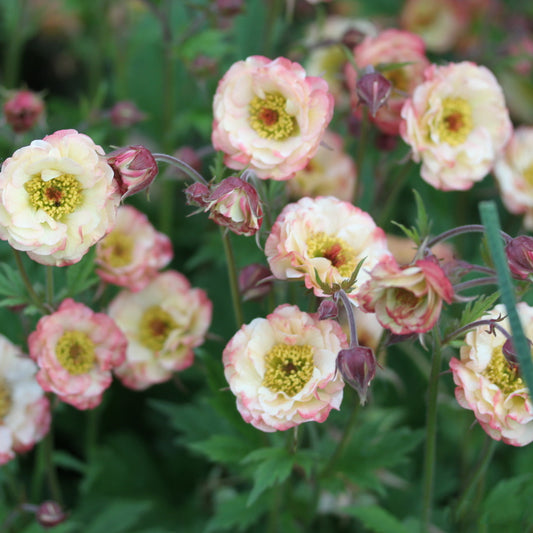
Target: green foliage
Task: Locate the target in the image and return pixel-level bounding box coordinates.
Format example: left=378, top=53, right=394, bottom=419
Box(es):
left=392, top=190, right=431, bottom=247
left=458, top=291, right=501, bottom=329
left=343, top=505, right=412, bottom=533
left=0, top=263, right=33, bottom=309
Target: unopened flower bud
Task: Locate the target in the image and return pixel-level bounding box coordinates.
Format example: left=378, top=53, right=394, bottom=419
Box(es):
left=356, top=70, right=392, bottom=117
left=185, top=182, right=210, bottom=207
left=109, top=100, right=146, bottom=128
left=336, top=346, right=377, bottom=405
left=505, top=235, right=533, bottom=280
left=502, top=338, right=519, bottom=370
left=36, top=501, right=67, bottom=528
left=216, top=0, right=244, bottom=16
left=318, top=299, right=338, bottom=320
left=238, top=263, right=272, bottom=301
left=205, top=176, right=263, bottom=236
left=3, top=89, right=45, bottom=133
left=341, top=28, right=366, bottom=50
left=107, top=145, right=158, bottom=199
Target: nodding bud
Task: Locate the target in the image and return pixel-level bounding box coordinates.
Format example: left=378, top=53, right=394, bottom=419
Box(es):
left=185, top=182, right=210, bottom=207
left=336, top=346, right=377, bottom=405
left=502, top=338, right=519, bottom=370
left=108, top=100, right=146, bottom=128
left=318, top=300, right=338, bottom=320
left=3, top=89, right=45, bottom=133
left=106, top=145, right=159, bottom=199
left=36, top=501, right=67, bottom=528
left=505, top=235, right=533, bottom=280
left=341, top=28, right=366, bottom=50
left=356, top=70, right=392, bottom=117
left=238, top=264, right=272, bottom=301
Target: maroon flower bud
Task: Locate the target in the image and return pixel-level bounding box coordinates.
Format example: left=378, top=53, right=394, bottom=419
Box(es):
left=106, top=145, right=159, bottom=199
left=205, top=176, right=263, bottom=236
left=189, top=55, right=218, bottom=79
left=216, top=0, right=244, bottom=16
left=505, top=235, right=533, bottom=280
left=356, top=70, right=392, bottom=117
left=238, top=264, right=272, bottom=301
left=185, top=182, right=210, bottom=208
left=341, top=28, right=366, bottom=50
left=318, top=299, right=338, bottom=320
left=336, top=346, right=377, bottom=405
left=108, top=100, right=146, bottom=128
left=3, top=89, right=45, bottom=133
left=502, top=338, right=519, bottom=370
left=36, top=501, right=67, bottom=528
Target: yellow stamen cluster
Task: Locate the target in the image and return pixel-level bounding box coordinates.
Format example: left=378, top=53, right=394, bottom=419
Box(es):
left=0, top=378, right=12, bottom=421
left=139, top=305, right=177, bottom=352
left=523, top=163, right=533, bottom=187
left=436, top=97, right=473, bottom=146
left=384, top=68, right=409, bottom=93
left=307, top=232, right=357, bottom=277
left=484, top=347, right=524, bottom=395
left=249, top=92, right=298, bottom=141
left=25, top=174, right=83, bottom=220
left=56, top=331, right=96, bottom=375
left=262, top=344, right=314, bottom=397
left=99, top=231, right=134, bottom=268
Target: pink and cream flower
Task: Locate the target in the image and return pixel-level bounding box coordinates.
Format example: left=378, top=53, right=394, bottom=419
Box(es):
left=450, top=303, right=533, bottom=446
left=286, top=130, right=357, bottom=202
left=0, top=335, right=50, bottom=465
left=223, top=304, right=346, bottom=432
left=0, top=129, right=121, bottom=266
left=108, top=271, right=212, bottom=390
left=212, top=55, right=334, bottom=181
left=493, top=127, right=533, bottom=230
left=400, top=61, right=512, bottom=191
left=95, top=205, right=173, bottom=292
left=345, top=29, right=430, bottom=136
left=28, top=299, right=127, bottom=410
left=265, top=196, right=391, bottom=301
left=357, top=256, right=454, bottom=335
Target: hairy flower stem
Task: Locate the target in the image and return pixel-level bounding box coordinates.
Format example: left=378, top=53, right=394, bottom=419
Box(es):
left=43, top=420, right=63, bottom=505
left=453, top=276, right=498, bottom=293
left=220, top=229, right=244, bottom=328
left=12, top=250, right=48, bottom=314
left=442, top=319, right=511, bottom=347
left=335, top=289, right=359, bottom=347
left=426, top=224, right=512, bottom=249
left=421, top=327, right=442, bottom=532
left=153, top=153, right=209, bottom=186
left=454, top=437, right=497, bottom=523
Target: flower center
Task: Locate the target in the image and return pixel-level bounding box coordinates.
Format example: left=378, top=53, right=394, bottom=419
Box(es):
left=139, top=305, right=177, bottom=352
left=437, top=97, right=473, bottom=146
left=25, top=174, right=83, bottom=220
left=262, top=344, right=314, bottom=396
left=483, top=347, right=525, bottom=395
left=0, top=378, right=12, bottom=421
left=394, top=288, right=419, bottom=308
left=99, top=231, right=134, bottom=268
left=384, top=68, right=409, bottom=92
left=55, top=331, right=96, bottom=375
left=307, top=232, right=357, bottom=277
left=523, top=163, right=533, bottom=187
left=249, top=92, right=298, bottom=141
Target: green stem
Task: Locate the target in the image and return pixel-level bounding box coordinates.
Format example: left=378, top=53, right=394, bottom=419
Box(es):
left=43, top=422, right=63, bottom=504
left=377, top=160, right=413, bottom=228
left=420, top=327, right=442, bottom=532
left=12, top=249, right=47, bottom=314
left=455, top=437, right=497, bottom=523
left=45, top=266, right=54, bottom=306
left=220, top=229, right=244, bottom=328
left=321, top=397, right=360, bottom=476
left=3, top=0, right=27, bottom=88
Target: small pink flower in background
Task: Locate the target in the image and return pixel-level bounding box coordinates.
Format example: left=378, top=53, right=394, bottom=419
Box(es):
left=450, top=303, right=533, bottom=446
left=345, top=29, right=430, bottom=136
left=108, top=100, right=146, bottom=128
left=0, top=334, right=50, bottom=465
left=28, top=299, right=127, bottom=410
left=493, top=127, right=533, bottom=230
left=265, top=196, right=391, bottom=302
left=36, top=501, right=67, bottom=528
left=401, top=61, right=512, bottom=191
left=357, top=256, right=454, bottom=335
left=286, top=130, right=357, bottom=202
left=212, top=55, right=334, bottom=181
left=303, top=16, right=377, bottom=106
left=400, top=0, right=468, bottom=53
left=96, top=205, right=173, bottom=291
left=106, top=145, right=159, bottom=199
left=223, top=304, right=346, bottom=432
left=108, top=271, right=212, bottom=390
left=3, top=89, right=45, bottom=133
left=0, top=129, right=120, bottom=266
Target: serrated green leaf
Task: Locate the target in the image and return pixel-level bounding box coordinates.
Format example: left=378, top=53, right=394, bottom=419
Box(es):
left=344, top=505, right=412, bottom=533
left=66, top=247, right=98, bottom=297
left=82, top=500, right=152, bottom=533
left=189, top=434, right=256, bottom=464
left=458, top=291, right=501, bottom=328
left=413, top=189, right=431, bottom=238
left=391, top=221, right=419, bottom=245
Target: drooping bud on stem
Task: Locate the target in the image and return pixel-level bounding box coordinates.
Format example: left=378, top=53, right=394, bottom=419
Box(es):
left=505, top=235, right=533, bottom=280
left=3, top=89, right=45, bottom=133
left=356, top=68, right=392, bottom=117
left=35, top=501, right=67, bottom=528
left=336, top=345, right=377, bottom=405
left=318, top=299, right=338, bottom=320
left=238, top=263, right=272, bottom=301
